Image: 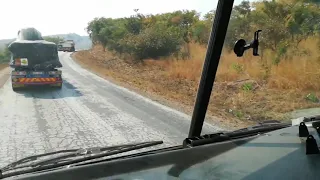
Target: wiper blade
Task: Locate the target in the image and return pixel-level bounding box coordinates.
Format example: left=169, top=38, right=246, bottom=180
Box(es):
left=0, top=149, right=77, bottom=172
left=32, top=141, right=163, bottom=167
left=0, top=141, right=163, bottom=175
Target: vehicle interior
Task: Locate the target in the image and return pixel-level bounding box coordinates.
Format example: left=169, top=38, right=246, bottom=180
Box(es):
left=2, top=0, right=320, bottom=179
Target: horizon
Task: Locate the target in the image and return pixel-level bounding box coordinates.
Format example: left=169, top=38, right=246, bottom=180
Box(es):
left=0, top=0, right=245, bottom=40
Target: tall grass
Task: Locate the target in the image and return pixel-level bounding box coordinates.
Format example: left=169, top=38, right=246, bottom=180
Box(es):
left=74, top=36, right=320, bottom=127
left=145, top=36, right=320, bottom=91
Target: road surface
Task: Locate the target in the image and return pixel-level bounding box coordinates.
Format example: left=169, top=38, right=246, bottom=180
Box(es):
left=0, top=52, right=222, bottom=167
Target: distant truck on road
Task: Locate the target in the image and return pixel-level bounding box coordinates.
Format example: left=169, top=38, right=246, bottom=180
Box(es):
left=8, top=28, right=63, bottom=91
left=57, top=40, right=75, bottom=52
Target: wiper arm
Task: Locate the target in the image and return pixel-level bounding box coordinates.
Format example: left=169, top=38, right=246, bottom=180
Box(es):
left=184, top=121, right=290, bottom=147
left=302, top=115, right=320, bottom=123
left=231, top=120, right=291, bottom=133
left=0, top=141, right=163, bottom=177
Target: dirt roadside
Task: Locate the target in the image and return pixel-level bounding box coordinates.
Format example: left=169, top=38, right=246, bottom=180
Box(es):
left=70, top=52, right=243, bottom=130
left=0, top=65, right=10, bottom=88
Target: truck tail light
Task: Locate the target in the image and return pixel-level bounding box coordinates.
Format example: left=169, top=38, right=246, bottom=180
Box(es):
left=15, top=58, right=21, bottom=66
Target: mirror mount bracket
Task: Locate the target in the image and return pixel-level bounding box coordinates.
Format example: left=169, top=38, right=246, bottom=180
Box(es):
left=234, top=30, right=262, bottom=57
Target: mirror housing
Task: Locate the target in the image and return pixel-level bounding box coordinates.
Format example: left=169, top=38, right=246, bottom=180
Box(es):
left=234, top=30, right=262, bottom=57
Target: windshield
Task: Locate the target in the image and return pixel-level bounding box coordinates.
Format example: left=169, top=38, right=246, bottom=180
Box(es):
left=0, top=0, right=319, bottom=174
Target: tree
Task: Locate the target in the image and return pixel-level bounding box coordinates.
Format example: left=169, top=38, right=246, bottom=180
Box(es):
left=225, top=1, right=253, bottom=50
left=0, top=44, right=10, bottom=64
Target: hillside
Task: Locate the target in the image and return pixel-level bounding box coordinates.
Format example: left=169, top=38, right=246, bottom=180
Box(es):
left=0, top=33, right=92, bottom=51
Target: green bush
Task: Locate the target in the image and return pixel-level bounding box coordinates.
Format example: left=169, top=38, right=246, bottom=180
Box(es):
left=122, top=25, right=182, bottom=59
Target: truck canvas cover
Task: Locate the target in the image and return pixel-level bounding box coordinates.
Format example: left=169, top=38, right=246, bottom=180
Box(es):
left=8, top=27, right=62, bottom=69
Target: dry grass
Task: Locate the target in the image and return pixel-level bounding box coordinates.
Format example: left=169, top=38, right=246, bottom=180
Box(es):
left=0, top=64, right=10, bottom=88
left=0, top=64, right=8, bottom=71
left=73, top=37, right=320, bottom=129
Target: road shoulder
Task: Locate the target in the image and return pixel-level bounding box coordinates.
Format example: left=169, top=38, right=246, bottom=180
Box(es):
left=70, top=52, right=235, bottom=130
left=0, top=65, right=10, bottom=88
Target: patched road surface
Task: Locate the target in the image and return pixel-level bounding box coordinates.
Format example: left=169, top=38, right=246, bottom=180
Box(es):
left=0, top=52, right=222, bottom=167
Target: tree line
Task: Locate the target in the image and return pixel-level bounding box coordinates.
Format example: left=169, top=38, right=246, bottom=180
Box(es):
left=86, top=0, right=320, bottom=62
left=0, top=46, right=10, bottom=64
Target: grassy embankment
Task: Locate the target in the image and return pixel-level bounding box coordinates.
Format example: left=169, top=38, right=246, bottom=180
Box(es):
left=73, top=37, right=320, bottom=129
left=0, top=64, right=7, bottom=71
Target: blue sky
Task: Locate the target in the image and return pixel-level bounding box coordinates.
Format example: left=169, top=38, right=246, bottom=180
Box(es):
left=0, top=0, right=244, bottom=39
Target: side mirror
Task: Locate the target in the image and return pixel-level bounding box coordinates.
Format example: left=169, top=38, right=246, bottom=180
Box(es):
left=234, top=30, right=262, bottom=57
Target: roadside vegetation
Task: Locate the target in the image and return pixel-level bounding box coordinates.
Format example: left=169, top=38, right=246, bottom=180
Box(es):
left=0, top=45, right=10, bottom=65
left=75, top=0, right=320, bottom=127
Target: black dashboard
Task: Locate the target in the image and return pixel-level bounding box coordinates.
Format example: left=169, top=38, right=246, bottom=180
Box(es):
left=13, top=119, right=320, bottom=180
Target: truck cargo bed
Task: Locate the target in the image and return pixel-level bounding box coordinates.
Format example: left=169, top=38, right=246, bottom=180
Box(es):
left=8, top=40, right=62, bottom=69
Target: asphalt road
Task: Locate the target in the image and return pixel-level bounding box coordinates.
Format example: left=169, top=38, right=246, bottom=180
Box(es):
left=0, top=52, right=222, bottom=167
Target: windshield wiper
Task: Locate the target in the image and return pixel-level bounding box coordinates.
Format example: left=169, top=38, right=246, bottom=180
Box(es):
left=231, top=120, right=291, bottom=133
left=184, top=121, right=290, bottom=147
left=302, top=115, right=320, bottom=123
left=0, top=149, right=77, bottom=172
left=0, top=140, right=163, bottom=178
